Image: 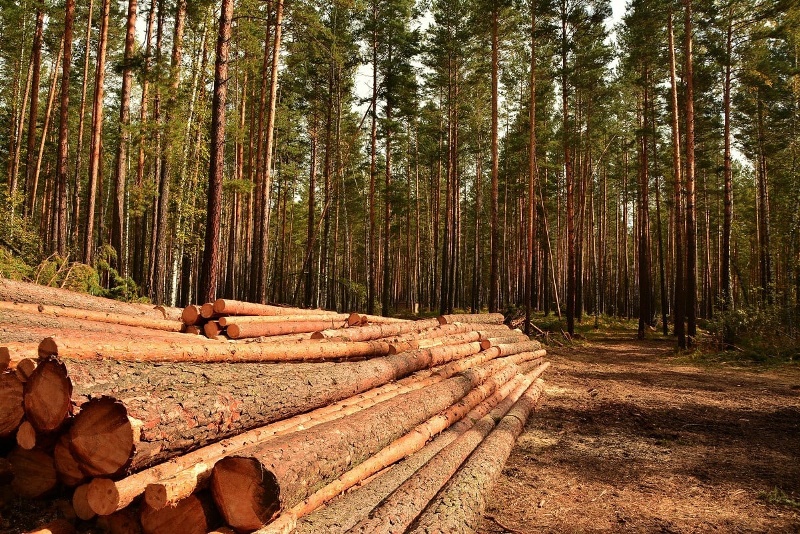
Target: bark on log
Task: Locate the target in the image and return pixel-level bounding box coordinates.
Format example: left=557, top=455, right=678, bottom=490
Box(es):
left=0, top=371, right=25, bottom=437
left=310, top=318, right=440, bottom=342
left=62, top=343, right=483, bottom=479
left=227, top=320, right=348, bottom=340
left=212, top=299, right=342, bottom=317
left=210, top=355, right=533, bottom=531
left=140, top=492, right=220, bottom=534
left=8, top=447, right=58, bottom=498
left=219, top=314, right=351, bottom=327
left=85, top=343, right=486, bottom=516
left=37, top=336, right=392, bottom=363
left=438, top=313, right=505, bottom=325
left=0, top=279, right=180, bottom=320
left=292, top=366, right=540, bottom=534
left=0, top=301, right=183, bottom=332
left=259, top=362, right=548, bottom=533
left=352, top=371, right=547, bottom=533
left=23, top=519, right=76, bottom=534
left=486, top=334, right=530, bottom=345
left=357, top=314, right=408, bottom=324
left=408, top=379, right=546, bottom=534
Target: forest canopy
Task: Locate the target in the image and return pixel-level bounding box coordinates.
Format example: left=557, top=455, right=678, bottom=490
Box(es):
left=0, top=0, right=798, bottom=352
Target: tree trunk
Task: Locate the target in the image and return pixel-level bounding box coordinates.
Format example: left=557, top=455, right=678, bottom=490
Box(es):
left=54, top=0, right=76, bottom=255
left=489, top=6, right=500, bottom=314
left=683, top=0, right=698, bottom=342
left=21, top=6, right=45, bottom=215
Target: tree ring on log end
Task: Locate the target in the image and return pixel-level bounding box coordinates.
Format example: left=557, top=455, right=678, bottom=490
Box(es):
left=23, top=359, right=72, bottom=433
left=211, top=457, right=280, bottom=531
left=0, top=372, right=25, bottom=437
left=86, top=477, right=120, bottom=516
left=69, top=397, right=134, bottom=477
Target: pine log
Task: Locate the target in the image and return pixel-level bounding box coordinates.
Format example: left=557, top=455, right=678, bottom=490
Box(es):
left=37, top=336, right=392, bottom=363
left=199, top=303, right=217, bottom=320
left=181, top=305, right=203, bottom=326
left=140, top=492, right=221, bottom=534
left=23, top=359, right=72, bottom=432
left=2, top=343, right=39, bottom=370
left=0, top=371, right=25, bottom=437
left=219, top=314, right=351, bottom=327
left=207, top=528, right=236, bottom=534
left=388, top=331, right=485, bottom=354
left=486, top=334, right=530, bottom=345
left=141, top=346, right=528, bottom=512
left=347, top=312, right=367, bottom=326
left=202, top=321, right=224, bottom=339
left=258, top=361, right=547, bottom=533
left=184, top=326, right=202, bottom=336
left=213, top=299, right=342, bottom=317
left=23, top=519, right=76, bottom=534
left=210, top=354, right=532, bottom=531
left=63, top=342, right=483, bottom=479
left=8, top=447, right=58, bottom=498
left=54, top=433, right=85, bottom=486
left=293, top=366, right=542, bottom=534
left=95, top=509, right=142, bottom=534
left=0, top=279, right=181, bottom=320
left=357, top=314, right=409, bottom=324
left=16, top=420, right=37, bottom=449
left=310, top=318, right=440, bottom=342
left=0, top=301, right=183, bottom=332
left=72, top=483, right=96, bottom=520
left=438, top=313, right=505, bottom=325
left=15, top=358, right=37, bottom=381
left=227, top=320, right=348, bottom=340
left=408, top=379, right=547, bottom=533
left=352, top=372, right=547, bottom=533
left=85, top=343, right=486, bottom=516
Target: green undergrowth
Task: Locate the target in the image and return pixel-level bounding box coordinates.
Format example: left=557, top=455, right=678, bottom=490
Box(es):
left=760, top=487, right=800, bottom=509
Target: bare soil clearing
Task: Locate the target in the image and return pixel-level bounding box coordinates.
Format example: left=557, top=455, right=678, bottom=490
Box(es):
left=480, top=336, right=800, bottom=533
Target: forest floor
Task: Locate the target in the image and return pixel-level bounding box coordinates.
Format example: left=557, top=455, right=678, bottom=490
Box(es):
left=480, top=332, right=800, bottom=533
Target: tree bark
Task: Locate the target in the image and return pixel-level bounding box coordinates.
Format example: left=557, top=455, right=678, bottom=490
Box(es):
left=55, top=0, right=76, bottom=255
left=489, top=6, right=500, bottom=314
left=683, top=0, right=698, bottom=342
left=20, top=6, right=45, bottom=214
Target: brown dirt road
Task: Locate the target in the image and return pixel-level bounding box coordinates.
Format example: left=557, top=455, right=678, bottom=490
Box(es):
left=481, top=336, right=800, bottom=534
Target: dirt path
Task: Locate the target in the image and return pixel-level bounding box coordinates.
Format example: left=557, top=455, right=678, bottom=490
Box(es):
left=480, top=336, right=800, bottom=533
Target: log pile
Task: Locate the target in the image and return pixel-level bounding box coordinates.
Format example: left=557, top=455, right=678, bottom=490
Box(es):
left=1, top=279, right=550, bottom=533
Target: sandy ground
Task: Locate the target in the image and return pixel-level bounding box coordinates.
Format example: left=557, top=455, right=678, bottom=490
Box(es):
left=479, top=336, right=800, bottom=533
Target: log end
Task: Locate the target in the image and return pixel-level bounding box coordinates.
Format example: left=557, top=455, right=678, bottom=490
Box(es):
left=480, top=340, right=493, bottom=351
left=54, top=434, right=85, bottom=487
left=212, top=299, right=228, bottom=314
left=309, top=331, right=325, bottom=340
left=8, top=447, right=58, bottom=499
left=141, top=493, right=221, bottom=534
left=0, top=372, right=24, bottom=438
left=37, top=336, right=59, bottom=359
left=181, top=305, right=202, bottom=326
left=437, top=316, right=449, bottom=325
left=346, top=312, right=362, bottom=327
left=24, top=519, right=76, bottom=534
left=211, top=457, right=280, bottom=532
left=224, top=324, right=240, bottom=339
left=16, top=420, right=37, bottom=449
left=86, top=478, right=121, bottom=517
left=73, top=484, right=96, bottom=521
left=23, top=359, right=72, bottom=433
left=69, top=397, right=134, bottom=477
left=1, top=346, right=11, bottom=371
left=200, top=303, right=216, bottom=319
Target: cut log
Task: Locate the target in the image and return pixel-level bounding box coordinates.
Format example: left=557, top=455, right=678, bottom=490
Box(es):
left=2, top=343, right=39, bottom=370
left=352, top=372, right=547, bottom=533
left=213, top=299, right=341, bottom=317
left=0, top=278, right=181, bottom=320
left=219, top=314, right=351, bottom=327
left=24, top=359, right=72, bottom=432
left=408, top=378, right=547, bottom=533
left=64, top=342, right=483, bottom=480
left=486, top=334, right=530, bottom=345
left=15, top=358, right=37, bottom=381
left=227, top=320, right=348, bottom=340
left=310, top=318, right=440, bottom=342
left=8, top=447, right=58, bottom=498
left=16, top=420, right=37, bottom=449
left=184, top=326, right=202, bottom=336
left=140, top=492, right=221, bottom=534
left=199, top=303, right=217, bottom=320
left=72, top=483, right=96, bottom=520
left=181, top=305, right=203, bottom=325
left=202, top=321, right=224, bottom=339
left=438, top=313, right=505, bottom=325
left=54, top=434, right=85, bottom=486
left=0, top=371, right=25, bottom=437
left=95, top=509, right=142, bottom=534
left=23, top=519, right=76, bottom=534
left=257, top=362, right=546, bottom=533
left=37, top=336, right=392, bottom=363
left=0, top=301, right=183, bottom=332
left=210, top=354, right=531, bottom=531
left=357, top=314, right=408, bottom=324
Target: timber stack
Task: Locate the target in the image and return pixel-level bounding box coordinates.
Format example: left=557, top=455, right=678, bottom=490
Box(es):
left=0, top=278, right=550, bottom=534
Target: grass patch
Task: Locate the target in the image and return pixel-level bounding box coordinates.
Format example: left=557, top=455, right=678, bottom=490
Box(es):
left=760, top=487, right=800, bottom=509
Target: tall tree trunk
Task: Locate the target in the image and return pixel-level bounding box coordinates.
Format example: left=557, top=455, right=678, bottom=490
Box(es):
left=562, top=1, right=575, bottom=335
left=668, top=11, right=686, bottom=348
left=489, top=5, right=500, bottom=314
left=526, top=2, right=538, bottom=333
left=83, top=0, right=111, bottom=265
left=256, top=0, right=284, bottom=304
left=683, top=0, right=698, bottom=343
left=368, top=4, right=378, bottom=315
left=199, top=0, right=234, bottom=304
left=382, top=41, right=393, bottom=317
left=112, top=0, right=138, bottom=280
left=304, top=121, right=318, bottom=308
left=55, top=0, right=76, bottom=256
left=20, top=6, right=44, bottom=215
left=637, top=89, right=651, bottom=340
left=757, top=95, right=772, bottom=304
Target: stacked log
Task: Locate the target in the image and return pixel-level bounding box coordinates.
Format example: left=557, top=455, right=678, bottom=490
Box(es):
left=0, top=279, right=550, bottom=533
